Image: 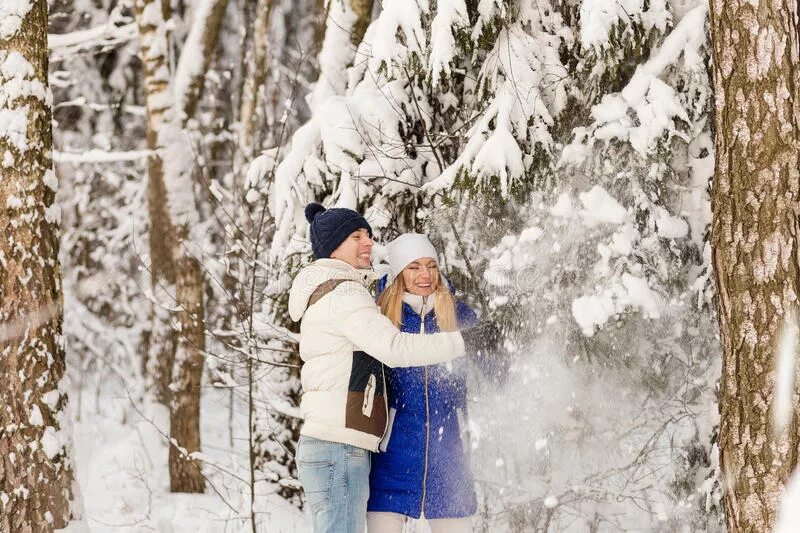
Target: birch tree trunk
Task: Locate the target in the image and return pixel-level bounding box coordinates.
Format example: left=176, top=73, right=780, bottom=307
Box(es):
left=709, top=2, right=800, bottom=531
left=136, top=0, right=179, bottom=405
left=136, top=0, right=228, bottom=493
left=0, top=0, right=73, bottom=529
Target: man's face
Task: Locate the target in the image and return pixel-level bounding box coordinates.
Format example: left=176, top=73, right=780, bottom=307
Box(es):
left=330, top=228, right=374, bottom=268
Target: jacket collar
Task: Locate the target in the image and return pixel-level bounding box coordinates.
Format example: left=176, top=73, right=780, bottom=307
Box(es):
left=402, top=292, right=432, bottom=316
left=308, top=258, right=378, bottom=286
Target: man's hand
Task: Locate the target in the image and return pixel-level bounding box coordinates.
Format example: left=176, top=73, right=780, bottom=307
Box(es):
left=461, top=320, right=502, bottom=355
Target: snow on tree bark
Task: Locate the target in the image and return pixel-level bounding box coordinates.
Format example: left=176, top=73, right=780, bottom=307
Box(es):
left=307, top=0, right=373, bottom=112
left=0, top=0, right=74, bottom=529
left=349, top=0, right=374, bottom=47
left=709, top=1, right=800, bottom=531
left=174, top=0, right=229, bottom=122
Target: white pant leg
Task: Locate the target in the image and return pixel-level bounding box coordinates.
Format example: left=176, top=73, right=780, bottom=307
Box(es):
left=367, top=512, right=407, bottom=533
left=428, top=517, right=473, bottom=533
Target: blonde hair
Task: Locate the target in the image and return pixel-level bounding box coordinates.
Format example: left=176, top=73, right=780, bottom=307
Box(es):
left=378, top=273, right=458, bottom=331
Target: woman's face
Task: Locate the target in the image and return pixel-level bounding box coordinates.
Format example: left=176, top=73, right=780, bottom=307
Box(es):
left=401, top=257, right=439, bottom=297
left=330, top=228, right=374, bottom=268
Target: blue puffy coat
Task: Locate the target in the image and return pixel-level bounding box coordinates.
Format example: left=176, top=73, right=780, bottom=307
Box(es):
left=367, top=276, right=479, bottom=519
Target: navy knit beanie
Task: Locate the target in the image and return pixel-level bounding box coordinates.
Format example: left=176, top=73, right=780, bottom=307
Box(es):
left=305, top=203, right=373, bottom=259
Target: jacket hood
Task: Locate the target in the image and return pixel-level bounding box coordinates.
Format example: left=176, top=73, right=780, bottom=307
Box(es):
left=289, top=258, right=378, bottom=321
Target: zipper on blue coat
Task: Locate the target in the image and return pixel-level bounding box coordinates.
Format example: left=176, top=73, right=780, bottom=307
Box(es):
left=420, top=295, right=430, bottom=517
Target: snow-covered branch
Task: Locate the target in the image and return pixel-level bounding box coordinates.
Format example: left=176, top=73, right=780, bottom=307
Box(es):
left=48, top=22, right=137, bottom=55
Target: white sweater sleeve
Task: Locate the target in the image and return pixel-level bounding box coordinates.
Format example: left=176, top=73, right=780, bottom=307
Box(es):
left=333, top=285, right=465, bottom=368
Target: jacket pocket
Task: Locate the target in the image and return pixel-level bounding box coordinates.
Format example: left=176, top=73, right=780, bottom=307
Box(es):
left=362, top=374, right=376, bottom=416
left=346, top=351, right=387, bottom=437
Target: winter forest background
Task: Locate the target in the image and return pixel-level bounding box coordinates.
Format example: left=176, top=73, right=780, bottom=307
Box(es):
left=2, top=0, right=800, bottom=531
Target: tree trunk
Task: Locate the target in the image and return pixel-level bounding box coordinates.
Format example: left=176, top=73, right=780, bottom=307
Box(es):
left=307, top=0, right=374, bottom=112
left=349, top=0, right=374, bottom=46
left=709, top=1, right=800, bottom=531
left=168, top=255, right=206, bottom=492
left=313, top=0, right=328, bottom=53
left=0, top=0, right=73, bottom=529
left=177, top=0, right=229, bottom=121
left=136, top=0, right=228, bottom=493
left=136, top=0, right=180, bottom=405
left=238, top=0, right=273, bottom=160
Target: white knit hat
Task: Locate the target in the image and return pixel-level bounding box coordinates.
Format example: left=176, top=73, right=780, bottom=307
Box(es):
left=386, top=233, right=439, bottom=280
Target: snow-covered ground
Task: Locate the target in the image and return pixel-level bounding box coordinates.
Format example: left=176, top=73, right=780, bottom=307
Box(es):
left=62, top=383, right=307, bottom=532
left=61, top=378, right=470, bottom=532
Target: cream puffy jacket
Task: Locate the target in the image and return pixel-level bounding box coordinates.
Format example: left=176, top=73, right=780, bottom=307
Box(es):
left=288, top=258, right=466, bottom=451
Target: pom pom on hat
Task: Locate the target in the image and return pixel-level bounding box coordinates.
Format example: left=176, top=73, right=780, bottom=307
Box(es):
left=305, top=202, right=326, bottom=223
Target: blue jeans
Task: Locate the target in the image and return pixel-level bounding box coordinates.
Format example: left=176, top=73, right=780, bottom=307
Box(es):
left=296, top=436, right=371, bottom=533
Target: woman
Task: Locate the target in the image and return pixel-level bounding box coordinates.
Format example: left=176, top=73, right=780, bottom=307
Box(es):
left=289, top=204, right=493, bottom=533
left=367, top=233, right=484, bottom=533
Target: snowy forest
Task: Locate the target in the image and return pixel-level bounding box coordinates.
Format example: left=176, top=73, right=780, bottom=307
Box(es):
left=1, top=0, right=799, bottom=531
